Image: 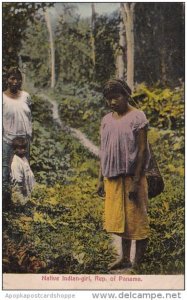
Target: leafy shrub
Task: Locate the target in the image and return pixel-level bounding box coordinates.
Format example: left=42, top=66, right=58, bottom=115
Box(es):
left=136, top=178, right=184, bottom=274
left=136, top=127, right=184, bottom=274
left=3, top=84, right=184, bottom=275
left=53, top=84, right=108, bottom=144
left=3, top=181, right=114, bottom=274
left=134, top=83, right=184, bottom=132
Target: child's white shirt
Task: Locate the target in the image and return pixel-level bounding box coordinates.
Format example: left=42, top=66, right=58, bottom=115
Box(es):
left=11, top=154, right=35, bottom=197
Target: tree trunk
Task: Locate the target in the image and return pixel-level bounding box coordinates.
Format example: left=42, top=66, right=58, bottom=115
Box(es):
left=91, top=3, right=96, bottom=74
left=121, top=3, right=135, bottom=90
left=116, top=20, right=126, bottom=80
left=44, top=8, right=55, bottom=88
left=160, top=47, right=167, bottom=85
left=160, top=9, right=167, bottom=85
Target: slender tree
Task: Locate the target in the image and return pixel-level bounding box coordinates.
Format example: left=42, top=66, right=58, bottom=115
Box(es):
left=44, top=8, right=55, bottom=88
left=120, top=3, right=136, bottom=90
left=115, top=19, right=126, bottom=80
left=91, top=3, right=96, bottom=77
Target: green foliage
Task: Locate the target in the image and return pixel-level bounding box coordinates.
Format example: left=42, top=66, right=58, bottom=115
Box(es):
left=136, top=86, right=184, bottom=274
left=30, top=95, right=71, bottom=185
left=135, top=127, right=184, bottom=274
left=94, top=12, right=119, bottom=83
left=2, top=2, right=53, bottom=67
left=3, top=3, right=184, bottom=87
left=19, top=6, right=120, bottom=86
left=53, top=84, right=108, bottom=144
left=55, top=15, right=94, bottom=84
left=3, top=83, right=184, bottom=274
left=3, top=180, right=114, bottom=274
left=134, top=83, right=184, bottom=132
left=135, top=3, right=184, bottom=86
left=3, top=91, right=114, bottom=273
left=2, top=0, right=185, bottom=275
left=137, top=178, right=184, bottom=274
left=20, top=19, right=50, bottom=87
left=59, top=83, right=185, bottom=275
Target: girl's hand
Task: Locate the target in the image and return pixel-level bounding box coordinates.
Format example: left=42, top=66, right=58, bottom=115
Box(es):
left=97, top=181, right=105, bottom=197
left=129, top=176, right=140, bottom=201
left=132, top=176, right=140, bottom=191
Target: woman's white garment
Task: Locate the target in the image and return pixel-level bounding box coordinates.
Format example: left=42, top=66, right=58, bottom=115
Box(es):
left=3, top=91, right=32, bottom=144
left=11, top=155, right=35, bottom=204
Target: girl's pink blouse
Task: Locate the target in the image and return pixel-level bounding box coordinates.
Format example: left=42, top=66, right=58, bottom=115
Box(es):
left=100, top=110, right=151, bottom=178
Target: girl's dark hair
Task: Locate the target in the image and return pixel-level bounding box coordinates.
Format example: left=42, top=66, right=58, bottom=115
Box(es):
left=103, top=79, right=132, bottom=99
left=12, top=137, right=28, bottom=150
left=6, top=66, right=22, bottom=81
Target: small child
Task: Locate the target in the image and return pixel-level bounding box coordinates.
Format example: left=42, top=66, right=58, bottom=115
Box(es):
left=11, top=137, right=35, bottom=205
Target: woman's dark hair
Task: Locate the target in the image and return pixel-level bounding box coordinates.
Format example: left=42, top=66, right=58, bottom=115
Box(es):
left=6, top=66, right=23, bottom=81
left=103, top=79, right=132, bottom=99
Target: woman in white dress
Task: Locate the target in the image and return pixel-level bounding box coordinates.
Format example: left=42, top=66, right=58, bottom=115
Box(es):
left=3, top=67, right=32, bottom=210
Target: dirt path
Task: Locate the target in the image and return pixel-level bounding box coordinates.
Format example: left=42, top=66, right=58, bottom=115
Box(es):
left=38, top=92, right=136, bottom=273
left=39, top=93, right=100, bottom=157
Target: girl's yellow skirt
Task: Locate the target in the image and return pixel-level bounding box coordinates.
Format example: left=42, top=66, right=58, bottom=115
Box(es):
left=104, top=175, right=150, bottom=240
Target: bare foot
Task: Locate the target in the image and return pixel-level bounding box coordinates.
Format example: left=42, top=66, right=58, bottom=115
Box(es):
left=109, top=259, right=132, bottom=270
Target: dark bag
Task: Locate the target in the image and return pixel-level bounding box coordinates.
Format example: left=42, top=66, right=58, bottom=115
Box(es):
left=145, top=144, right=164, bottom=198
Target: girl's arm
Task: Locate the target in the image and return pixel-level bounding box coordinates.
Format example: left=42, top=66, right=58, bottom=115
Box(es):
left=133, top=127, right=147, bottom=184
left=129, top=128, right=147, bottom=200
left=97, top=164, right=105, bottom=197
left=98, top=165, right=103, bottom=182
